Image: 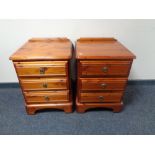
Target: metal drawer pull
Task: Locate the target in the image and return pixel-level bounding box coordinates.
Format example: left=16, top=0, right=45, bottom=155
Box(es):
left=40, top=67, right=45, bottom=74
left=100, top=83, right=107, bottom=88
left=102, top=66, right=108, bottom=73
left=44, top=96, right=50, bottom=101
left=43, top=83, right=48, bottom=88
left=98, top=96, right=104, bottom=102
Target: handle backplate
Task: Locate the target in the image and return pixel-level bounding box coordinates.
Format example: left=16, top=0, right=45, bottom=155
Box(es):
left=44, top=96, right=50, bottom=101
left=98, top=96, right=104, bottom=102
left=102, top=66, right=108, bottom=73
left=40, top=67, right=45, bottom=74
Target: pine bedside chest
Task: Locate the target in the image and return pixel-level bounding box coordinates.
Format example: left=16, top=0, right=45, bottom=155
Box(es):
left=10, top=38, right=73, bottom=115
left=76, top=38, right=136, bottom=113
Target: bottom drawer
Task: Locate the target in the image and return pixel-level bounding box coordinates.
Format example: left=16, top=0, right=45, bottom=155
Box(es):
left=24, top=90, right=69, bottom=104
left=80, top=91, right=123, bottom=103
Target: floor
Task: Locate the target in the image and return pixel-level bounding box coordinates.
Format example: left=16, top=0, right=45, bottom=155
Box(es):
left=0, top=84, right=155, bottom=135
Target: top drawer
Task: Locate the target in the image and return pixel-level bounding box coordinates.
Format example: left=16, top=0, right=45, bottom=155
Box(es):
left=14, top=61, right=68, bottom=77
left=79, top=61, right=132, bottom=77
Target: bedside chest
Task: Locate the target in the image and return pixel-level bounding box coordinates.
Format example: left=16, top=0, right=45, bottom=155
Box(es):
left=10, top=38, right=73, bottom=114
left=76, top=38, right=136, bottom=112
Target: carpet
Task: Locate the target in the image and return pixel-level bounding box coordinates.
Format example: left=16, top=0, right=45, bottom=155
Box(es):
left=0, top=84, right=154, bottom=134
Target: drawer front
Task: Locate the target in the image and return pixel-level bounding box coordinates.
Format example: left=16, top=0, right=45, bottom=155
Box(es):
left=20, top=78, right=68, bottom=90
left=24, top=91, right=69, bottom=103
left=80, top=92, right=123, bottom=103
left=14, top=61, right=67, bottom=77
left=79, top=61, right=131, bottom=77
left=80, top=78, right=127, bottom=91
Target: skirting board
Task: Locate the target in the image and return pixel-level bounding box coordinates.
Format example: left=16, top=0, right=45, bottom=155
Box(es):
left=0, top=80, right=155, bottom=88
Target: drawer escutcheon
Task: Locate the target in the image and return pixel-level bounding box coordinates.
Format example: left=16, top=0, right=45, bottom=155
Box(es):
left=40, top=67, right=45, bottom=74
left=44, top=96, right=50, bottom=101
left=98, top=96, right=104, bottom=102
left=102, top=66, right=108, bottom=73
left=100, top=83, right=107, bottom=89
left=43, top=83, right=48, bottom=88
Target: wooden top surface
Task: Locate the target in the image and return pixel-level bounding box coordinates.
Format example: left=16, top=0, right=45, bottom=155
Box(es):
left=10, top=38, right=72, bottom=61
left=76, top=38, right=136, bottom=60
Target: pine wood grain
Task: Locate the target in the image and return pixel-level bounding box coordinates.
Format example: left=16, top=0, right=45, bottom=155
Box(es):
left=76, top=38, right=136, bottom=113
left=10, top=38, right=72, bottom=60
left=10, top=38, right=73, bottom=114
left=20, top=77, right=68, bottom=90
left=79, top=78, right=127, bottom=91
left=76, top=38, right=136, bottom=60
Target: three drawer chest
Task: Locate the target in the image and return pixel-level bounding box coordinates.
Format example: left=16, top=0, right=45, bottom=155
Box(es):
left=10, top=38, right=73, bottom=114
left=76, top=38, right=136, bottom=112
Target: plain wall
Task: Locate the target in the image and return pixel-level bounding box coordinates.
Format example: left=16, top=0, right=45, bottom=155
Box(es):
left=0, top=19, right=155, bottom=82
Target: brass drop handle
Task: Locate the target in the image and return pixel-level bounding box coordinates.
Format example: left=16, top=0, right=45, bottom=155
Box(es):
left=44, top=96, right=50, bottom=102
left=40, top=67, right=45, bottom=74
left=98, top=96, right=104, bottom=102
left=102, top=66, right=108, bottom=73
left=100, top=83, right=107, bottom=89
left=43, top=83, right=48, bottom=88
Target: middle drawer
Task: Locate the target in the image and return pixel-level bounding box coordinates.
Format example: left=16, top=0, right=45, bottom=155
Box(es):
left=20, top=77, right=68, bottom=91
left=79, top=78, right=127, bottom=91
